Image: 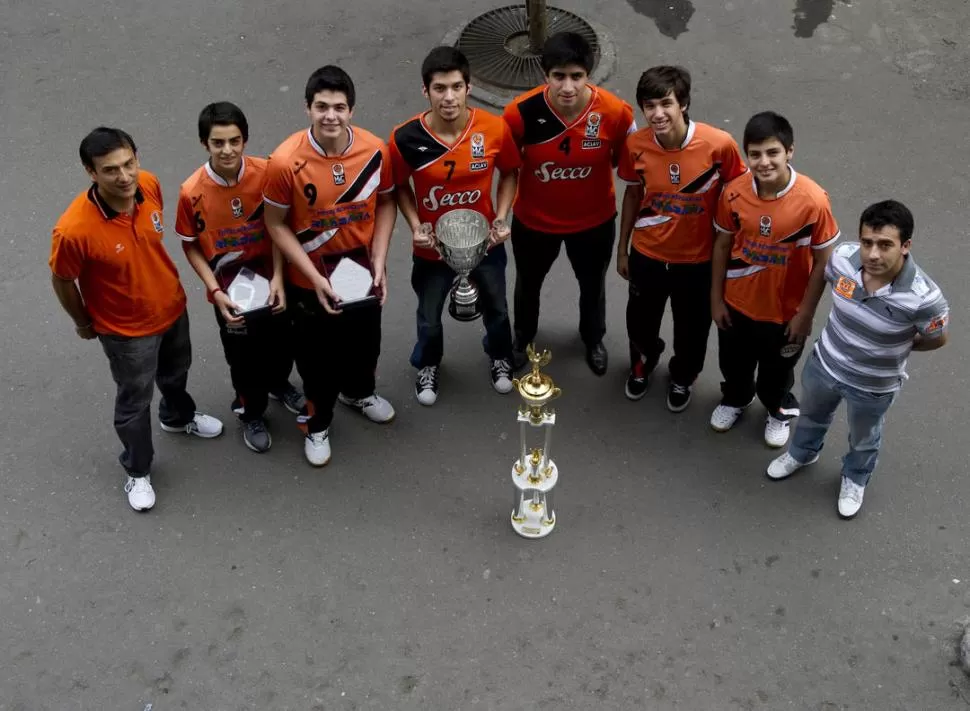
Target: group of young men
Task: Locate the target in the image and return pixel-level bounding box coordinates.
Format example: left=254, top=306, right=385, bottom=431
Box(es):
left=50, top=32, right=949, bottom=520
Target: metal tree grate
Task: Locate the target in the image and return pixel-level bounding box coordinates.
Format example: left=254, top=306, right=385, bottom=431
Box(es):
left=457, top=5, right=600, bottom=90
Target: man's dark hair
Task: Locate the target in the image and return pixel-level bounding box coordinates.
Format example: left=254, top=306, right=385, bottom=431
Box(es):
left=635, top=65, right=692, bottom=121
left=79, top=127, right=137, bottom=171
left=541, top=31, right=594, bottom=74
left=305, top=65, right=356, bottom=109
left=198, top=101, right=249, bottom=144
left=859, top=200, right=915, bottom=243
left=421, top=46, right=471, bottom=89
left=742, top=111, right=794, bottom=152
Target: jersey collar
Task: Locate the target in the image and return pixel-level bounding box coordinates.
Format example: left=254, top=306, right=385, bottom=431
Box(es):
left=751, top=164, right=797, bottom=200
left=204, top=157, right=246, bottom=187
left=653, top=119, right=695, bottom=150
left=87, top=183, right=145, bottom=220
left=308, top=126, right=354, bottom=157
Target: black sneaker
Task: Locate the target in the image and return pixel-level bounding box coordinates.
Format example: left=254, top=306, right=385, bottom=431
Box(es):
left=415, top=365, right=439, bottom=406
left=269, top=382, right=306, bottom=415
left=490, top=358, right=514, bottom=394
left=624, top=358, right=649, bottom=400
left=666, top=381, right=693, bottom=413
left=242, top=418, right=272, bottom=453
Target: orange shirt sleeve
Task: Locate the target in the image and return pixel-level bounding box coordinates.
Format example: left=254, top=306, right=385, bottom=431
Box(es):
left=616, top=133, right=639, bottom=184
left=495, top=121, right=522, bottom=174
left=388, top=134, right=412, bottom=187
left=502, top=102, right=525, bottom=147
left=811, top=194, right=840, bottom=249
left=263, top=157, right=294, bottom=208
left=714, top=190, right=737, bottom=234
left=720, top=138, right=748, bottom=183
left=174, top=188, right=197, bottom=241
left=378, top=143, right=395, bottom=194
left=49, top=226, right=84, bottom=280
left=610, top=101, right=636, bottom=167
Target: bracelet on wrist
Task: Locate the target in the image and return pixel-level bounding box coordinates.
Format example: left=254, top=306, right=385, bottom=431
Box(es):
left=208, top=287, right=224, bottom=300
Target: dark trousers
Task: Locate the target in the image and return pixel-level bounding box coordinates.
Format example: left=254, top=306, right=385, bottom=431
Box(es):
left=98, top=309, right=197, bottom=477
left=288, top=285, right=382, bottom=433
left=215, top=307, right=293, bottom=422
left=626, top=250, right=712, bottom=385
left=511, top=216, right=616, bottom=348
left=409, top=243, right=512, bottom=368
left=717, top=305, right=802, bottom=419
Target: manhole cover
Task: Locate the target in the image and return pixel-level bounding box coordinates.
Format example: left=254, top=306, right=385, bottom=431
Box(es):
left=457, top=4, right=600, bottom=90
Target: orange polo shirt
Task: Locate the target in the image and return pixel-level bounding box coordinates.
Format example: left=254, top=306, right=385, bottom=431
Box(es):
left=49, top=171, right=187, bottom=337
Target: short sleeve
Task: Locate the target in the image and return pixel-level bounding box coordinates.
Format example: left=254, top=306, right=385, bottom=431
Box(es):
left=812, top=194, right=840, bottom=250
left=914, top=291, right=949, bottom=339
left=720, top=137, right=748, bottom=183
left=713, top=191, right=736, bottom=234
left=49, top=226, right=84, bottom=280
left=610, top=101, right=637, bottom=165
left=388, top=133, right=412, bottom=187
left=502, top=102, right=525, bottom=147
left=174, top=188, right=197, bottom=242
left=263, top=156, right=294, bottom=209
left=616, top=132, right=639, bottom=185
left=378, top=143, right=395, bottom=195
left=495, top=121, right=522, bottom=174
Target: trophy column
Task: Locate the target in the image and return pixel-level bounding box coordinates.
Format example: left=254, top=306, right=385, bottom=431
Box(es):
left=510, top=344, right=561, bottom=539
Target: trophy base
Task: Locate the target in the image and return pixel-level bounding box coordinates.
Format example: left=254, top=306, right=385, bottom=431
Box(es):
left=448, top=296, right=483, bottom=322
left=511, top=506, right=556, bottom=539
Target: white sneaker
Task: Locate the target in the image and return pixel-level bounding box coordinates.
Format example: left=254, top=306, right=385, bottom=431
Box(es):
left=124, top=475, right=155, bottom=511
left=337, top=393, right=395, bottom=423
left=710, top=404, right=743, bottom=432
left=766, top=451, right=819, bottom=480
left=160, top=412, right=224, bottom=438
left=838, top=476, right=865, bottom=519
left=304, top=429, right=331, bottom=466
left=415, top=366, right=439, bottom=406
left=490, top=358, right=514, bottom=394
left=764, top=415, right=790, bottom=448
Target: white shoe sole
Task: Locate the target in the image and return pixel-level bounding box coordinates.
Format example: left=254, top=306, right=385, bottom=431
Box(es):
left=305, top=451, right=331, bottom=467
left=765, top=453, right=819, bottom=480
left=624, top=382, right=647, bottom=401
left=160, top=422, right=223, bottom=439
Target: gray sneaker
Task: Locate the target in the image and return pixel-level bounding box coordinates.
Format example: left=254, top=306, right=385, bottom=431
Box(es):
left=270, top=383, right=306, bottom=415
left=242, top=418, right=272, bottom=453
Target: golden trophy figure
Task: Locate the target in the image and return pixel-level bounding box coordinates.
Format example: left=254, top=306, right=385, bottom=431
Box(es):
left=510, top=344, right=562, bottom=539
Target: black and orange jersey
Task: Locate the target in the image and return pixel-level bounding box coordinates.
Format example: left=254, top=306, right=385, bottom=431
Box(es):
left=49, top=171, right=186, bottom=337
left=715, top=168, right=840, bottom=324
left=263, top=127, right=394, bottom=289
left=617, top=120, right=747, bottom=263
left=175, top=156, right=272, bottom=297
left=389, top=108, right=521, bottom=261
left=503, top=84, right=635, bottom=234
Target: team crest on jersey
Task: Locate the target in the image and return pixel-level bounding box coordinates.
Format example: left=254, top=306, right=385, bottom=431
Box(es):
left=759, top=215, right=772, bottom=236
left=332, top=163, right=346, bottom=185
left=835, top=276, right=856, bottom=299
left=668, top=163, right=681, bottom=185
left=470, top=132, right=486, bottom=159
left=230, top=197, right=243, bottom=219
left=150, top=211, right=163, bottom=233
left=585, top=112, right=601, bottom=139
left=469, top=160, right=489, bottom=172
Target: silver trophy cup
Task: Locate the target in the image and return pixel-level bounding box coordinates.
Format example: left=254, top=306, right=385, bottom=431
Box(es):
left=434, top=209, right=491, bottom=322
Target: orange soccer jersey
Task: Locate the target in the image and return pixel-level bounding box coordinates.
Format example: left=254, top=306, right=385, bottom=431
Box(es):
left=715, top=169, right=840, bottom=324
left=617, top=120, right=747, bottom=263
left=263, top=127, right=394, bottom=289
left=503, top=84, right=635, bottom=234
left=175, top=156, right=273, bottom=298
left=389, top=108, right=521, bottom=261
left=49, top=171, right=186, bottom=337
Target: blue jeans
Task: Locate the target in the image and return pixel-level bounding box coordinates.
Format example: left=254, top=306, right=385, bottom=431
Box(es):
left=788, top=350, right=898, bottom=486
left=409, top=243, right=512, bottom=368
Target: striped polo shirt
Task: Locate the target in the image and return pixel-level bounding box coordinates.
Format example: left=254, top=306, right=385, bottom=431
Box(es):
left=815, top=243, right=949, bottom=393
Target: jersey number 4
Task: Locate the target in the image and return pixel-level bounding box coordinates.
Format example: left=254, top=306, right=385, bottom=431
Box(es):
left=558, top=136, right=571, bottom=155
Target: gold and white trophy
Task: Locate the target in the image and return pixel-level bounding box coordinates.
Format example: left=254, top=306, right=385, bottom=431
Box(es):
left=510, top=344, right=562, bottom=539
